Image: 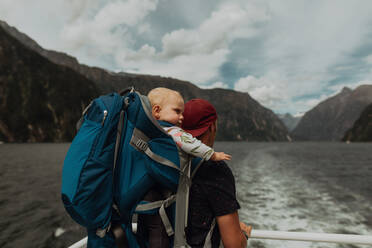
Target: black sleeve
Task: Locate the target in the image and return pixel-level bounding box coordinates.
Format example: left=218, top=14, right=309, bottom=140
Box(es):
left=192, top=160, right=240, bottom=216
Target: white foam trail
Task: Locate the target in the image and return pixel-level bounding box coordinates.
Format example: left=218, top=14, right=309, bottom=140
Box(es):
left=234, top=146, right=372, bottom=248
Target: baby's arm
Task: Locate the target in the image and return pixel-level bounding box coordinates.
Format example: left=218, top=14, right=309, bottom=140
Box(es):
left=165, top=127, right=231, bottom=161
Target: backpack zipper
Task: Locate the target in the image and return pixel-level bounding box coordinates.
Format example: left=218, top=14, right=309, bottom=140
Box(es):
left=102, top=110, right=108, bottom=126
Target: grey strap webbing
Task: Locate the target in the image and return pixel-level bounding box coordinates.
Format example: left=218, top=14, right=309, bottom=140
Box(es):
left=138, top=94, right=170, bottom=136
left=76, top=101, right=93, bottom=131
left=113, top=110, right=125, bottom=173
left=113, top=96, right=130, bottom=173
left=203, top=219, right=224, bottom=248
left=174, top=158, right=205, bottom=247
left=134, top=195, right=177, bottom=236
left=159, top=203, right=174, bottom=236
left=174, top=158, right=192, bottom=247
left=160, top=195, right=177, bottom=236
left=130, top=128, right=181, bottom=172
left=106, top=99, right=129, bottom=243
left=203, top=219, right=216, bottom=248
left=95, top=109, right=126, bottom=239
left=111, top=109, right=126, bottom=220
left=144, top=147, right=181, bottom=171
left=135, top=200, right=164, bottom=212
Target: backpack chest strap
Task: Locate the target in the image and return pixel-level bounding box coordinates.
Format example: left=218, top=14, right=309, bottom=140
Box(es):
left=134, top=195, right=177, bottom=236
left=130, top=128, right=181, bottom=172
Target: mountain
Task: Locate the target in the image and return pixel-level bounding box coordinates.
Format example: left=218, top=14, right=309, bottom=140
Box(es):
left=277, top=113, right=301, bottom=132
left=291, top=86, right=372, bottom=141
left=0, top=25, right=100, bottom=142
left=0, top=21, right=289, bottom=142
left=342, top=103, right=372, bottom=142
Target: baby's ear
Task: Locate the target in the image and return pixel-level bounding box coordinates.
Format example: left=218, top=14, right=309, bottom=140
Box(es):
left=152, top=105, right=161, bottom=119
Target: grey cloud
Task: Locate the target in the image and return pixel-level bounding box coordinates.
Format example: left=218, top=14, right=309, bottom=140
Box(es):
left=3, top=0, right=372, bottom=114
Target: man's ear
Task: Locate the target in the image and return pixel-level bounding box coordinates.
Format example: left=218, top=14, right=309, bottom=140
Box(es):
left=210, top=121, right=217, bottom=133
left=152, top=105, right=161, bottom=119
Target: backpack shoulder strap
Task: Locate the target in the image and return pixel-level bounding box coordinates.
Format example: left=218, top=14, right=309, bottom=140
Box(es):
left=130, top=127, right=182, bottom=172
left=113, top=96, right=130, bottom=173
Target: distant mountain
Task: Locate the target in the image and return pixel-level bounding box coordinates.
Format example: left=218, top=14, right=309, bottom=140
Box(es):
left=291, top=86, right=372, bottom=141
left=0, top=20, right=289, bottom=142
left=277, top=113, right=301, bottom=132
left=342, top=103, right=372, bottom=142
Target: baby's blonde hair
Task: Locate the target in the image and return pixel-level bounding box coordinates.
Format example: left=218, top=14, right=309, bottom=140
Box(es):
left=148, top=87, right=183, bottom=107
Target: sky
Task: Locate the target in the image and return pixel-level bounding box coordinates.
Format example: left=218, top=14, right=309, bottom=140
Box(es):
left=1, top=0, right=372, bottom=115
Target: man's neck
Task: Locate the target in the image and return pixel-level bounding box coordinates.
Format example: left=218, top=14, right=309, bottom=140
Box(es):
left=199, top=131, right=214, bottom=147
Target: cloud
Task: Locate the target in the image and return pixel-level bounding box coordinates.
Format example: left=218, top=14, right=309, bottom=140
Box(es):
left=234, top=75, right=283, bottom=107
left=123, top=48, right=229, bottom=83
left=328, top=80, right=372, bottom=93
left=365, top=54, right=372, bottom=64
left=232, top=0, right=372, bottom=113
left=293, top=112, right=305, bottom=118
left=159, top=2, right=269, bottom=58
left=2, top=0, right=372, bottom=114
left=0, top=0, right=269, bottom=83
left=118, top=1, right=269, bottom=83
left=296, top=94, right=329, bottom=109
left=0, top=0, right=73, bottom=49
left=233, top=72, right=370, bottom=114
left=200, top=81, right=229, bottom=89
left=7, top=0, right=268, bottom=83
left=59, top=0, right=158, bottom=65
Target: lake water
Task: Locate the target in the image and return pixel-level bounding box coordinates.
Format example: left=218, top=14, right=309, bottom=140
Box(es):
left=0, top=142, right=371, bottom=248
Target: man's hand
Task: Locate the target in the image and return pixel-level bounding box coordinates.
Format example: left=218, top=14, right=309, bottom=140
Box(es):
left=240, top=222, right=252, bottom=239
left=211, top=152, right=232, bottom=161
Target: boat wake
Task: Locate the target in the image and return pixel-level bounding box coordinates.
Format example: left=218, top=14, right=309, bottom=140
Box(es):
left=232, top=145, right=372, bottom=248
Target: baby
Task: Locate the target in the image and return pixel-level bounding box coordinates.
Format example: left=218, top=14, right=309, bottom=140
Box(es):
left=148, top=87, right=231, bottom=161
left=136, top=87, right=231, bottom=248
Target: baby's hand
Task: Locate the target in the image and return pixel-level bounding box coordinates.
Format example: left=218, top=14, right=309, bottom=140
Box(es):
left=211, top=152, right=231, bottom=161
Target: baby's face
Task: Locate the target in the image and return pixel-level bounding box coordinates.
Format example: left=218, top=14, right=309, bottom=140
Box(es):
left=158, top=94, right=184, bottom=126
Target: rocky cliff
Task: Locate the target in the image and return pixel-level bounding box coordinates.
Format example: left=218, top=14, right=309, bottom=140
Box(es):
left=0, top=21, right=289, bottom=142
left=342, top=103, right=372, bottom=142
left=0, top=25, right=99, bottom=142
left=291, top=86, right=372, bottom=141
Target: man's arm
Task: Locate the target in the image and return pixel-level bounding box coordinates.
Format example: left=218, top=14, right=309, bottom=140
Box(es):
left=216, top=211, right=248, bottom=248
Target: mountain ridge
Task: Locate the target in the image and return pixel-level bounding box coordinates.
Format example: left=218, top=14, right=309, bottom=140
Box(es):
left=0, top=25, right=99, bottom=142
left=0, top=21, right=289, bottom=142
left=291, top=85, right=372, bottom=141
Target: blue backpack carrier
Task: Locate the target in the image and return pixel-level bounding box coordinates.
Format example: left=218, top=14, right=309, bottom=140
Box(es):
left=62, top=88, right=200, bottom=247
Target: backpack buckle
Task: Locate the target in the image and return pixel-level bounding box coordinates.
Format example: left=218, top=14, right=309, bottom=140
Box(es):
left=96, top=222, right=111, bottom=238
left=135, top=139, right=148, bottom=151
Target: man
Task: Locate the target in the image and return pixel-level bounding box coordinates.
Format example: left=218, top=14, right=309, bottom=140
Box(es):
left=102, top=98, right=251, bottom=248
left=182, top=99, right=251, bottom=248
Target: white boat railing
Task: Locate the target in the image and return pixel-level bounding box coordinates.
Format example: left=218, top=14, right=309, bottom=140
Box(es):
left=250, top=230, right=372, bottom=245
left=68, top=230, right=372, bottom=247
left=68, top=237, right=87, bottom=248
